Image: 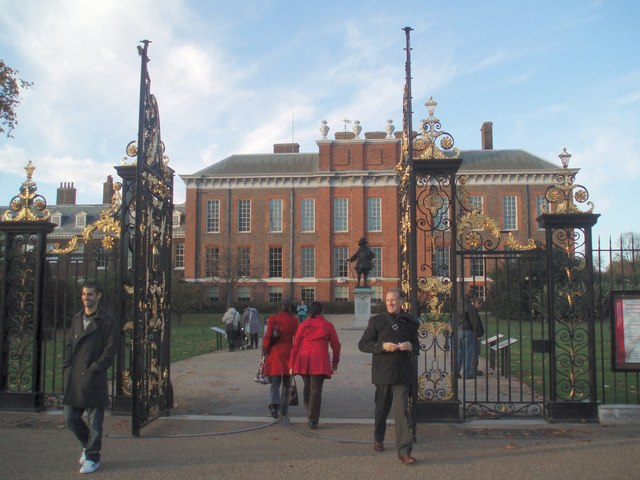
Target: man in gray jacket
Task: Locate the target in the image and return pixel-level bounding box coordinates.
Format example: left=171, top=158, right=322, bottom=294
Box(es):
left=63, top=281, right=119, bottom=474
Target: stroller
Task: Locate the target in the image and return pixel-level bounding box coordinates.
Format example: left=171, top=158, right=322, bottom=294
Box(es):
left=235, top=324, right=250, bottom=351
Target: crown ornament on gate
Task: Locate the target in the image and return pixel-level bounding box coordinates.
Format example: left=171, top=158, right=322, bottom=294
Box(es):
left=413, top=96, right=461, bottom=160
left=3, top=161, right=51, bottom=222
left=544, top=148, right=594, bottom=214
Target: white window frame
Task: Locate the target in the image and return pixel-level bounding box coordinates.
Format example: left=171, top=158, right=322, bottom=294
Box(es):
left=206, top=200, right=220, bottom=233
left=301, top=198, right=315, bottom=233
left=333, top=198, right=348, bottom=233
left=174, top=243, right=185, bottom=269
left=238, top=199, right=251, bottom=233
left=367, top=197, right=382, bottom=232
left=269, top=198, right=283, bottom=233
left=301, top=246, right=315, bottom=278
left=502, top=195, right=518, bottom=231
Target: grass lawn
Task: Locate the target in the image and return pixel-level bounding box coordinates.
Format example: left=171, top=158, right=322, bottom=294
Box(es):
left=170, top=312, right=226, bottom=362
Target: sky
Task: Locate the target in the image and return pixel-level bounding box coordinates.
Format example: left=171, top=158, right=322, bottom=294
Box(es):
left=0, top=0, right=638, bottom=241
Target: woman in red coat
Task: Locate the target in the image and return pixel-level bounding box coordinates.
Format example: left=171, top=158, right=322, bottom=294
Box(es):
left=263, top=300, right=299, bottom=418
left=289, top=301, right=341, bottom=429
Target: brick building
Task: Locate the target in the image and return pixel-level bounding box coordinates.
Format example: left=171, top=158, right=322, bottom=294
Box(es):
left=179, top=120, right=563, bottom=305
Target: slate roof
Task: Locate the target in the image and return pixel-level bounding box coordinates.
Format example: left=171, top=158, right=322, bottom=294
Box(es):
left=184, top=149, right=559, bottom=177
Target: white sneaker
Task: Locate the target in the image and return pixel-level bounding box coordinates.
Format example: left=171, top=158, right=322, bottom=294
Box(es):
left=79, top=449, right=86, bottom=465
left=79, top=460, right=100, bottom=474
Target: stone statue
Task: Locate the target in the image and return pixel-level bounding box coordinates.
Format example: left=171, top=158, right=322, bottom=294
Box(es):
left=349, top=237, right=375, bottom=288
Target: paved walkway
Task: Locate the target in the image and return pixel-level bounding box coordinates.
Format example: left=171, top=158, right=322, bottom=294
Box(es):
left=2, top=314, right=640, bottom=479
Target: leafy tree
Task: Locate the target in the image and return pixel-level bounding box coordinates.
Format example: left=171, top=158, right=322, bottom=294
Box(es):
left=171, top=279, right=208, bottom=323
left=0, top=60, right=33, bottom=137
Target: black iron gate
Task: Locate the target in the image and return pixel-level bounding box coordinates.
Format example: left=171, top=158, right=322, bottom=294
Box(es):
left=129, top=40, right=173, bottom=436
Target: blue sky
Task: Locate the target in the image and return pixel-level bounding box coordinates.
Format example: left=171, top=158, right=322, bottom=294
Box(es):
left=1, top=0, right=638, bottom=241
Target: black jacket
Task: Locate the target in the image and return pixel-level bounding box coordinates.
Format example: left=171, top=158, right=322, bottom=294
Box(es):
left=63, top=307, right=119, bottom=408
left=358, top=311, right=419, bottom=385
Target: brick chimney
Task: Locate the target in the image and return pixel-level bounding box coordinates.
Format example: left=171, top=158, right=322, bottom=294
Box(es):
left=56, top=182, right=77, bottom=205
left=103, top=175, right=114, bottom=204
left=273, top=143, right=300, bottom=153
left=481, top=121, right=493, bottom=150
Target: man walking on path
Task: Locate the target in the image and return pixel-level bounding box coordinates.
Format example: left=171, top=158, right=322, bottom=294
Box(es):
left=358, top=288, right=419, bottom=465
left=63, top=281, right=119, bottom=474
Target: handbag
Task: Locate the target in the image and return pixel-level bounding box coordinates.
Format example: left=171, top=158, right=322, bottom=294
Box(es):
left=288, top=376, right=299, bottom=406
left=271, top=323, right=280, bottom=344
left=254, top=356, right=269, bottom=385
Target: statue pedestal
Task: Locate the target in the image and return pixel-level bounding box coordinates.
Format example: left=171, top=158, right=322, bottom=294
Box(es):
left=353, top=287, right=372, bottom=328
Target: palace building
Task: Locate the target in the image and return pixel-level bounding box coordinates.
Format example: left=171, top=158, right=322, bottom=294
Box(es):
left=179, top=119, right=563, bottom=305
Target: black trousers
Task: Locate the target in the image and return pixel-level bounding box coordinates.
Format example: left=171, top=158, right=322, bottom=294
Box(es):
left=301, top=374, right=325, bottom=423
left=374, top=384, right=412, bottom=456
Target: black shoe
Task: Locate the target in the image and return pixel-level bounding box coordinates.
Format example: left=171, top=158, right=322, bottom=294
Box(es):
left=308, top=421, right=318, bottom=429
left=269, top=404, right=279, bottom=419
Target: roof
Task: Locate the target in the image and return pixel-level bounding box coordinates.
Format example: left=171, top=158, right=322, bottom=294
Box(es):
left=459, top=149, right=559, bottom=172
left=191, top=153, right=319, bottom=176
left=183, top=148, right=559, bottom=178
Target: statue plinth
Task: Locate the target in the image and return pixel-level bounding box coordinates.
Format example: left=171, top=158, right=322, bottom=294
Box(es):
left=353, top=287, right=372, bottom=328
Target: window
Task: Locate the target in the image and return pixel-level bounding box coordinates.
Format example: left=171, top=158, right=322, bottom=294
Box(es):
left=174, top=243, right=185, bottom=268
left=433, top=197, right=449, bottom=230
left=301, top=246, right=315, bottom=278
left=301, top=198, right=315, bottom=232
left=51, top=213, right=62, bottom=226
left=238, top=199, right=251, bottom=232
left=75, top=213, right=87, bottom=228
left=236, top=286, right=251, bottom=302
left=334, top=285, right=349, bottom=302
left=268, top=286, right=283, bottom=303
left=333, top=198, right=348, bottom=232
left=367, top=197, right=382, bottom=232
left=237, top=247, right=250, bottom=277
left=205, top=247, right=219, bottom=277
left=503, top=196, right=517, bottom=231
left=536, top=195, right=550, bottom=224
left=172, top=212, right=181, bottom=227
left=433, top=246, right=450, bottom=276
left=96, top=256, right=107, bottom=270
left=471, top=285, right=485, bottom=301
left=470, top=248, right=484, bottom=277
left=334, top=247, right=350, bottom=277
left=206, top=200, right=220, bottom=233
left=207, top=287, right=219, bottom=303
left=269, top=247, right=283, bottom=278
left=468, top=196, right=483, bottom=213
left=301, top=287, right=315, bottom=303
left=371, top=286, right=383, bottom=304
left=369, top=246, right=382, bottom=278
left=269, top=198, right=283, bottom=232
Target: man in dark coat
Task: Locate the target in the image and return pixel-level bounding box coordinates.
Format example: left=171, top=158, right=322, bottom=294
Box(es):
left=358, top=288, right=419, bottom=465
left=63, top=281, right=119, bottom=474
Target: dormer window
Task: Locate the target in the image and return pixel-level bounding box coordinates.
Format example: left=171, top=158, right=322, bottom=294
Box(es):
left=75, top=212, right=87, bottom=228
left=173, top=212, right=181, bottom=227
left=51, top=213, right=62, bottom=227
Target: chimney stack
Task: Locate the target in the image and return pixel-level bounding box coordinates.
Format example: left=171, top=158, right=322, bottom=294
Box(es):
left=481, top=121, right=493, bottom=150
left=103, top=175, right=114, bottom=204
left=56, top=182, right=77, bottom=205
left=273, top=143, right=300, bottom=153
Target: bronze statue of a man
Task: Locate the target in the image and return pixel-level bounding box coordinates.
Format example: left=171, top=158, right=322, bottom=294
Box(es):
left=349, top=237, right=375, bottom=287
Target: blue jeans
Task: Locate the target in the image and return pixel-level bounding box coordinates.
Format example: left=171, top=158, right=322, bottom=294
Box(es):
left=269, top=374, right=291, bottom=415
left=64, top=405, right=104, bottom=463
left=456, top=329, right=476, bottom=378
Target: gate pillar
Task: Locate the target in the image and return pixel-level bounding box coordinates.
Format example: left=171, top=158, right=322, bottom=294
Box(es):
left=539, top=149, right=600, bottom=421
left=0, top=162, right=55, bottom=411
left=398, top=31, right=464, bottom=423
